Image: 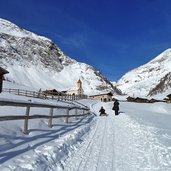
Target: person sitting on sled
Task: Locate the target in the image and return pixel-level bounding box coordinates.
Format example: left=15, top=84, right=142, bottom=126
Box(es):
left=99, top=106, right=107, bottom=116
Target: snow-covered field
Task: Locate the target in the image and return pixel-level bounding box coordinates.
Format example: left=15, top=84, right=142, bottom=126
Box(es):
left=0, top=82, right=171, bottom=171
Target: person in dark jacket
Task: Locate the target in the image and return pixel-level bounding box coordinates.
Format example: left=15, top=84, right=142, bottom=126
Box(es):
left=112, top=100, right=120, bottom=115
left=99, top=106, right=107, bottom=116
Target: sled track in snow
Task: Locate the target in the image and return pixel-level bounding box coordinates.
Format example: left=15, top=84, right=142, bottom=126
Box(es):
left=96, top=119, right=107, bottom=171
left=76, top=116, right=116, bottom=171
left=76, top=117, right=107, bottom=171
left=81, top=117, right=107, bottom=171
left=63, top=115, right=116, bottom=171
left=96, top=116, right=115, bottom=171
left=62, top=116, right=102, bottom=171
left=112, top=116, right=116, bottom=171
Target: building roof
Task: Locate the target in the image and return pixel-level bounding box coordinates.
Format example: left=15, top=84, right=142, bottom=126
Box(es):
left=89, top=92, right=113, bottom=97
left=0, top=67, right=9, bottom=75
left=167, top=94, right=171, bottom=98
left=77, top=79, right=82, bottom=83
left=43, top=89, right=64, bottom=95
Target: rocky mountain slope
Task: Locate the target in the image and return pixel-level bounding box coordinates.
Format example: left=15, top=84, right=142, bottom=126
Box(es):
left=148, top=72, right=171, bottom=96
left=116, top=49, right=171, bottom=97
left=0, top=18, right=119, bottom=95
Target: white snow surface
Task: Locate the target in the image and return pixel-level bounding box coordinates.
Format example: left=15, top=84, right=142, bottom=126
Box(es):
left=3, top=62, right=109, bottom=95
left=117, top=49, right=171, bottom=97
left=0, top=82, right=171, bottom=170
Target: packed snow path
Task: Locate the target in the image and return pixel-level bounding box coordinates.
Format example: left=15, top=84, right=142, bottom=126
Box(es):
left=62, top=102, right=171, bottom=171
left=63, top=113, right=115, bottom=171
left=1, top=101, right=171, bottom=171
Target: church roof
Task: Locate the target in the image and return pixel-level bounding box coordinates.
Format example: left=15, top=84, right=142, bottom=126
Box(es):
left=89, top=92, right=113, bottom=97
left=77, top=79, right=82, bottom=83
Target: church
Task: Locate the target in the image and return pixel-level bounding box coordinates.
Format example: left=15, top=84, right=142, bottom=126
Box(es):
left=65, top=79, right=84, bottom=96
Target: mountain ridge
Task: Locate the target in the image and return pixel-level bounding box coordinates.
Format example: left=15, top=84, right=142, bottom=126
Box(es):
left=0, top=18, right=120, bottom=95
left=116, top=49, right=171, bottom=97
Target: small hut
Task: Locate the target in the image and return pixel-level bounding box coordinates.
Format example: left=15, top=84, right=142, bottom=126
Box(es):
left=0, top=67, right=9, bottom=93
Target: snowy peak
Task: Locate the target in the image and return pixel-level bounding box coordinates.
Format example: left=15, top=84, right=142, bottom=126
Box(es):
left=116, top=49, right=171, bottom=97
left=150, top=49, right=171, bottom=64
left=0, top=18, right=49, bottom=41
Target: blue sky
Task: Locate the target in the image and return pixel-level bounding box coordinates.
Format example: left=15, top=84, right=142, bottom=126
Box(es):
left=1, top=0, right=171, bottom=81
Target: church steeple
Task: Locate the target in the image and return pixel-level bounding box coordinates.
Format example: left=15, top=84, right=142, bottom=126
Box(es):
left=77, top=79, right=82, bottom=89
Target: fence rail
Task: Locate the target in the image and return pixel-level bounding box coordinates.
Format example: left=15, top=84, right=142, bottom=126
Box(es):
left=3, top=88, right=88, bottom=101
left=0, top=99, right=90, bottom=134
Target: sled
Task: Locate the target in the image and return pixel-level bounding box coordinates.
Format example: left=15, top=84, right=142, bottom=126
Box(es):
left=100, top=113, right=108, bottom=116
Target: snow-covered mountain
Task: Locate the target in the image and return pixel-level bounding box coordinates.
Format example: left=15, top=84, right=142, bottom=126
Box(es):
left=0, top=18, right=119, bottom=95
left=116, top=49, right=171, bottom=97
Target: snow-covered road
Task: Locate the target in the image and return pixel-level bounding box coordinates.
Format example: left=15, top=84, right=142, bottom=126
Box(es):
left=62, top=112, right=115, bottom=171
left=61, top=101, right=171, bottom=171
left=1, top=100, right=171, bottom=171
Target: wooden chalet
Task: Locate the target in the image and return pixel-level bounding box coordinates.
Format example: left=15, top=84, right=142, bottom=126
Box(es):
left=135, top=97, right=149, bottom=103
left=89, top=92, right=113, bottom=102
left=0, top=67, right=9, bottom=93
left=42, top=89, right=64, bottom=96
left=148, top=98, right=164, bottom=103
left=165, top=94, right=171, bottom=103
left=127, top=96, right=163, bottom=103
left=127, top=96, right=149, bottom=103
left=127, top=96, right=136, bottom=102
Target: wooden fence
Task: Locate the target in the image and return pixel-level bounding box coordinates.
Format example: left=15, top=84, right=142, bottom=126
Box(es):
left=0, top=99, right=90, bottom=134
left=3, top=88, right=88, bottom=101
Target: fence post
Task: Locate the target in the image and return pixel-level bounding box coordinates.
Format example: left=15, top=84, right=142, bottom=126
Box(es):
left=23, top=106, right=30, bottom=134
left=44, top=94, right=47, bottom=99
left=83, top=109, right=88, bottom=117
left=66, top=109, right=69, bottom=123
left=75, top=108, right=78, bottom=119
left=48, top=108, right=54, bottom=128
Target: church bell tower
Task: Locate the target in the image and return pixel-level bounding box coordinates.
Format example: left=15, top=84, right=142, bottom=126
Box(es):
left=77, top=79, right=83, bottom=95
left=77, top=79, right=82, bottom=89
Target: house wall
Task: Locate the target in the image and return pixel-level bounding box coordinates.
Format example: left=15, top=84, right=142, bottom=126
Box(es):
left=66, top=88, right=84, bottom=96
left=66, top=90, right=78, bottom=95
left=89, top=94, right=112, bottom=102
left=0, top=67, right=9, bottom=93
left=167, top=96, right=171, bottom=103
left=168, top=96, right=171, bottom=100
left=0, top=75, right=3, bottom=93
left=78, top=87, right=84, bottom=95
